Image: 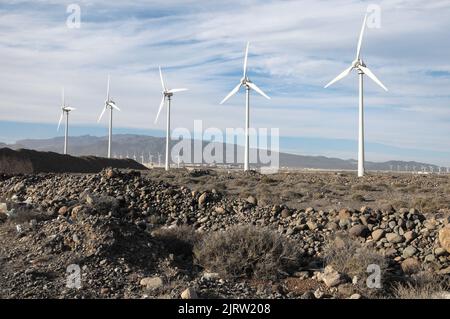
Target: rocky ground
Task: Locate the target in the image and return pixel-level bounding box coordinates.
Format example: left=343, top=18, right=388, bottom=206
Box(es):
left=0, top=168, right=449, bottom=299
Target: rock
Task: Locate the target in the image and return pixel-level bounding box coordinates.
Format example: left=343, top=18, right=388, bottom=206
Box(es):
left=104, top=168, right=117, bottom=179
left=371, top=229, right=385, bottom=241
left=386, top=233, right=404, bottom=244
left=198, top=193, right=208, bottom=206
left=140, top=277, right=164, bottom=290
left=349, top=294, right=361, bottom=299
left=338, top=208, right=351, bottom=220
left=314, top=289, right=324, bottom=299
left=320, top=266, right=345, bottom=288
left=401, top=258, right=421, bottom=274
left=404, top=231, right=416, bottom=243
left=402, top=246, right=417, bottom=259
left=437, top=266, right=450, bottom=275
left=349, top=224, right=369, bottom=238
left=100, top=287, right=110, bottom=295
left=202, top=272, right=220, bottom=281
left=438, top=225, right=450, bottom=253
left=281, top=209, right=291, bottom=218
left=58, top=206, right=68, bottom=215
left=306, top=221, right=318, bottom=231
left=301, top=291, right=316, bottom=299
left=181, top=287, right=198, bottom=299
left=13, top=182, right=25, bottom=193
left=293, top=271, right=310, bottom=280
left=0, top=202, right=8, bottom=214
left=214, top=206, right=226, bottom=214
left=246, top=196, right=257, bottom=206
left=71, top=205, right=84, bottom=219
left=434, top=247, right=447, bottom=257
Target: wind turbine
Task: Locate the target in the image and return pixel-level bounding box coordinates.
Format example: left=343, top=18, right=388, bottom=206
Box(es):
left=220, top=42, right=271, bottom=171
left=324, top=14, right=388, bottom=177
left=57, top=88, right=76, bottom=155
left=154, top=66, right=188, bottom=171
left=97, top=75, right=121, bottom=158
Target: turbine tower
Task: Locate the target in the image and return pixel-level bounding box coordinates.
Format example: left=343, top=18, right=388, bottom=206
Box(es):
left=220, top=42, right=271, bottom=171
left=154, top=66, right=188, bottom=171
left=324, top=14, right=388, bottom=177
left=57, top=88, right=76, bottom=155
left=97, top=75, right=121, bottom=158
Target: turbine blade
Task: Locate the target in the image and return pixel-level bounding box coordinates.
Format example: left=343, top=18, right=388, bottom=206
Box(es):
left=155, top=95, right=165, bottom=124
left=108, top=102, right=121, bottom=111
left=359, top=66, right=388, bottom=91
left=324, top=66, right=353, bottom=88
left=167, top=88, right=188, bottom=94
left=97, top=107, right=107, bottom=123
left=159, top=66, right=167, bottom=91
left=243, top=42, right=250, bottom=78
left=220, top=82, right=242, bottom=104
left=62, top=87, right=65, bottom=107
left=247, top=82, right=271, bottom=100
left=57, top=112, right=64, bottom=131
left=106, top=75, right=110, bottom=101
left=356, top=13, right=368, bottom=60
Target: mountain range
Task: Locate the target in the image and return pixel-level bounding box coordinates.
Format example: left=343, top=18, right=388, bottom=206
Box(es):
left=0, top=134, right=440, bottom=171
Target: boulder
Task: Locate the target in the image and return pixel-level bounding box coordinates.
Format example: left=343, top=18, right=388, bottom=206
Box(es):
left=349, top=224, right=369, bottom=238
left=438, top=225, right=450, bottom=254
left=181, top=287, right=198, bottom=299
left=140, top=276, right=164, bottom=290
left=371, top=229, right=385, bottom=241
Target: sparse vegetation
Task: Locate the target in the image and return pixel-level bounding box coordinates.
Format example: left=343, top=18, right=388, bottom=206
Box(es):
left=193, top=225, right=304, bottom=280
left=391, top=273, right=450, bottom=299
left=323, top=235, right=388, bottom=295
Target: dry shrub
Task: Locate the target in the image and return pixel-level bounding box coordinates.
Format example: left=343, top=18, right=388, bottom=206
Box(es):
left=351, top=194, right=366, bottom=202
left=193, top=225, right=303, bottom=280
left=352, top=184, right=378, bottom=192
left=324, top=235, right=388, bottom=293
left=152, top=225, right=202, bottom=257
left=392, top=272, right=450, bottom=299
left=411, top=197, right=450, bottom=213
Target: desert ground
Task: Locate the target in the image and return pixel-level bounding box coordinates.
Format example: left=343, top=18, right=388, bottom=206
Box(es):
left=0, top=168, right=449, bottom=299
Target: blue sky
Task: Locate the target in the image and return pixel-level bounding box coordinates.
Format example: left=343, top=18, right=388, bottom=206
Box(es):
left=1, top=0, right=450, bottom=165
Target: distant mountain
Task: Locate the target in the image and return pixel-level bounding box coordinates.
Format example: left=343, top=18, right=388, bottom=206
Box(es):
left=2, top=134, right=439, bottom=171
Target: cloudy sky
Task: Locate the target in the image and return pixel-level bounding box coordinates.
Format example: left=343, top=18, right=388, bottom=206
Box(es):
left=1, top=0, right=450, bottom=165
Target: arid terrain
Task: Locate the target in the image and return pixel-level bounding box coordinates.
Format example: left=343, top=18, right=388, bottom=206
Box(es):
left=0, top=168, right=449, bottom=299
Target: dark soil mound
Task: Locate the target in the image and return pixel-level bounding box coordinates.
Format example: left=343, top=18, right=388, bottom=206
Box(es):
left=0, top=148, right=147, bottom=174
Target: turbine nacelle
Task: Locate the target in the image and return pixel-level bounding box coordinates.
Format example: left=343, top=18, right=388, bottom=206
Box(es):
left=324, top=15, right=387, bottom=92
left=352, top=59, right=366, bottom=69
left=154, top=66, right=188, bottom=124
left=220, top=42, right=270, bottom=104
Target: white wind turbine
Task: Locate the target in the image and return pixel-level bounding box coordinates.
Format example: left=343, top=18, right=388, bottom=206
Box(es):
left=324, top=14, right=388, bottom=177
left=220, top=42, right=271, bottom=171
left=57, top=88, right=76, bottom=155
left=154, top=66, right=188, bottom=171
left=97, top=75, right=121, bottom=158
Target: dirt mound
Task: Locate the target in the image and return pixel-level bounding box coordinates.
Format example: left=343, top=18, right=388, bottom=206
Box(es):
left=0, top=148, right=147, bottom=174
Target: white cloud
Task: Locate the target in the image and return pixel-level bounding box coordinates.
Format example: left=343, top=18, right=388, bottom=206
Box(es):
left=0, top=0, right=450, bottom=164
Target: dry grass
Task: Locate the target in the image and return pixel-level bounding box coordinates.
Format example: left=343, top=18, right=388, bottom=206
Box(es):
left=323, top=235, right=388, bottom=296
left=392, top=273, right=450, bottom=299
left=193, top=225, right=304, bottom=280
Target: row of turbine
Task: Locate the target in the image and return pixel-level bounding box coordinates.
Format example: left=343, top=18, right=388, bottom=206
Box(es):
left=57, top=13, right=388, bottom=177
